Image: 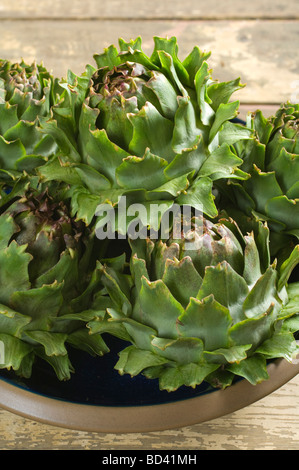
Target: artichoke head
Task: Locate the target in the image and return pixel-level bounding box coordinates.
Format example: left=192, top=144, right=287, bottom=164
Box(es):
left=0, top=59, right=59, bottom=180
left=95, top=215, right=299, bottom=392
left=227, top=102, right=299, bottom=256
left=0, top=184, right=110, bottom=380
left=38, top=36, right=252, bottom=228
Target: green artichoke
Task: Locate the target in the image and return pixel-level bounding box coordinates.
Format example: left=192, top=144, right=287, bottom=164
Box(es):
left=91, top=215, right=299, bottom=392
left=0, top=183, right=110, bottom=380
left=37, top=36, right=252, bottom=230
left=0, top=59, right=59, bottom=182
left=224, top=102, right=299, bottom=257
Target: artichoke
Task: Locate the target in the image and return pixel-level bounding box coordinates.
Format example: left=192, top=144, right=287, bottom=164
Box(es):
left=92, top=215, right=299, bottom=392
left=0, top=59, right=59, bottom=182
left=224, top=102, right=299, bottom=257
left=0, top=183, right=110, bottom=380
left=38, top=36, right=252, bottom=230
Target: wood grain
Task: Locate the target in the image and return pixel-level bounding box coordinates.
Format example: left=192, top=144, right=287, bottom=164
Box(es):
left=1, top=375, right=298, bottom=450
left=0, top=0, right=298, bottom=19
left=0, top=19, right=298, bottom=104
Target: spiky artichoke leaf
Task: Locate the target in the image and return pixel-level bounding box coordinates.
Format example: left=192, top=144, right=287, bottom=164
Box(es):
left=0, top=212, right=16, bottom=249
left=37, top=64, right=95, bottom=165
left=281, top=315, right=299, bottom=334
left=95, top=216, right=299, bottom=392
left=88, top=312, right=133, bottom=343
left=278, top=245, right=299, bottom=291
left=24, top=330, right=68, bottom=357
left=225, top=103, right=299, bottom=256
left=0, top=59, right=61, bottom=179
left=144, top=362, right=220, bottom=392
left=161, top=256, right=202, bottom=307
left=229, top=304, right=277, bottom=352
left=35, top=349, right=75, bottom=381
left=34, top=249, right=79, bottom=299
left=37, top=36, right=252, bottom=230
left=195, top=262, right=249, bottom=323
left=115, top=345, right=169, bottom=378
left=242, top=264, right=280, bottom=317
left=66, top=327, right=109, bottom=357
left=256, top=331, right=299, bottom=362
left=99, top=262, right=133, bottom=316
left=197, top=143, right=248, bottom=181
left=226, top=354, right=270, bottom=385
left=38, top=116, right=81, bottom=163
left=136, top=277, right=184, bottom=339
left=178, top=295, right=232, bottom=350
left=0, top=185, right=112, bottom=380
left=266, top=196, right=299, bottom=234
left=278, top=282, right=299, bottom=319
left=0, top=303, right=31, bottom=336
left=203, top=344, right=252, bottom=364
left=0, top=241, right=32, bottom=304
left=205, top=368, right=234, bottom=389
left=0, top=333, right=33, bottom=375
left=10, top=282, right=64, bottom=332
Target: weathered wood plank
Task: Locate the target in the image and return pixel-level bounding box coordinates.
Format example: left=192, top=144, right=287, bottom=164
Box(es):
left=0, top=19, right=298, bottom=105
left=1, top=375, right=298, bottom=450
left=0, top=0, right=298, bottom=19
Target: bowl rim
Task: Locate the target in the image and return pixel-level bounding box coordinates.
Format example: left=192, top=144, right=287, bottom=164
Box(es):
left=1, top=358, right=299, bottom=433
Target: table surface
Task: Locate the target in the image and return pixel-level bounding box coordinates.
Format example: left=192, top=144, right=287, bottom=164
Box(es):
left=0, top=0, right=299, bottom=451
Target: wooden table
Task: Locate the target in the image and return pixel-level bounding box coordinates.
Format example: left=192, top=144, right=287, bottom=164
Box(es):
left=0, top=374, right=298, bottom=450
left=0, top=0, right=299, bottom=450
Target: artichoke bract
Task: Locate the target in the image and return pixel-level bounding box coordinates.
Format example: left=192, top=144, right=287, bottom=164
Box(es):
left=225, top=102, right=299, bottom=257
left=93, top=216, right=299, bottom=392
left=38, top=36, right=252, bottom=229
left=0, top=183, right=110, bottom=380
left=0, top=59, right=59, bottom=182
